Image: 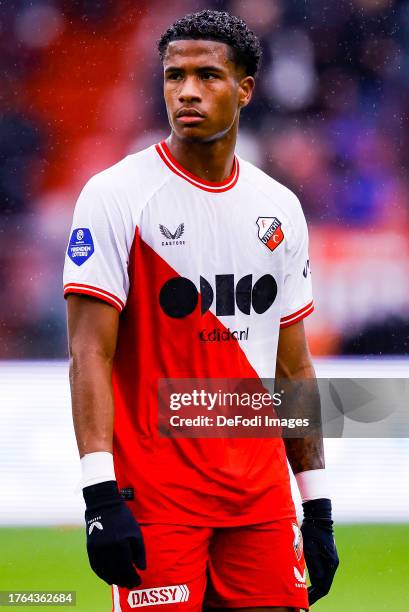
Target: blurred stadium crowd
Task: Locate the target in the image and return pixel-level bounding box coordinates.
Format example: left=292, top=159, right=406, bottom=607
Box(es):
left=1, top=0, right=408, bottom=358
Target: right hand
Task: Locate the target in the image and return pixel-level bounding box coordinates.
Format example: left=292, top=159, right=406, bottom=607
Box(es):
left=83, top=480, right=146, bottom=588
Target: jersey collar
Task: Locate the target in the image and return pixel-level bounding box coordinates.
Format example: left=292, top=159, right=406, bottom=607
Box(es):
left=155, top=140, right=239, bottom=193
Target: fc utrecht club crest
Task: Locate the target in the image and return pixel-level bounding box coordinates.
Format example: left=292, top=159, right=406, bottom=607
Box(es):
left=292, top=523, right=303, bottom=561
left=257, top=217, right=284, bottom=252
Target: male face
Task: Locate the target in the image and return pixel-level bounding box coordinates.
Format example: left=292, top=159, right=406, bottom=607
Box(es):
left=162, top=39, right=253, bottom=143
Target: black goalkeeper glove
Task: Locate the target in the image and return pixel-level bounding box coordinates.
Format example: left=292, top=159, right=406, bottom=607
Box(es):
left=83, top=480, right=146, bottom=589
left=301, top=498, right=339, bottom=606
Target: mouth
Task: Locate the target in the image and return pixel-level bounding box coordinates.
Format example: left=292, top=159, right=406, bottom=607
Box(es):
left=176, top=108, right=206, bottom=125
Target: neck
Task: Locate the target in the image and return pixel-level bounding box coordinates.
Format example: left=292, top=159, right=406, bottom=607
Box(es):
left=166, top=126, right=238, bottom=183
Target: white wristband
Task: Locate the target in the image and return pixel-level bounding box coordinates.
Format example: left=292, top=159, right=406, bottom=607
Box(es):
left=81, top=452, right=116, bottom=488
left=295, top=469, right=330, bottom=502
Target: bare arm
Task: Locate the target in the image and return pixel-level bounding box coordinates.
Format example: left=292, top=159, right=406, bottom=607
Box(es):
left=275, top=319, right=324, bottom=474
left=67, top=294, right=120, bottom=458
left=277, top=321, right=339, bottom=605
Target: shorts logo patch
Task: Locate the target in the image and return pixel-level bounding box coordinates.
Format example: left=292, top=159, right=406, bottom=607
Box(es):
left=127, top=584, right=190, bottom=608
left=68, top=227, right=94, bottom=266
left=292, top=523, right=303, bottom=561
left=256, top=217, right=284, bottom=252
left=294, top=566, right=306, bottom=584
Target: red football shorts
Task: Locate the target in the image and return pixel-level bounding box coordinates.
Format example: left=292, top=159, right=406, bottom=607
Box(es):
left=111, top=518, right=309, bottom=611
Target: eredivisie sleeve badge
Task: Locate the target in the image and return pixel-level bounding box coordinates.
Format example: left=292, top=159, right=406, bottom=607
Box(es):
left=256, top=217, right=284, bottom=252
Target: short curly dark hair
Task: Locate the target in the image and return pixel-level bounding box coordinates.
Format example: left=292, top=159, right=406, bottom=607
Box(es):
left=158, top=10, right=262, bottom=77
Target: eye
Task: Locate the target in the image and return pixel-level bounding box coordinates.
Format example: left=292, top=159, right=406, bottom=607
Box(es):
left=167, top=72, right=183, bottom=81
left=201, top=72, right=217, bottom=80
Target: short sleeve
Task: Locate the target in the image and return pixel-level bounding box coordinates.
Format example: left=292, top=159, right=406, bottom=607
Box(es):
left=63, top=176, right=133, bottom=312
left=280, top=205, right=314, bottom=328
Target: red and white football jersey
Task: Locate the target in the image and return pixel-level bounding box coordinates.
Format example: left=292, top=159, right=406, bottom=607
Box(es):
left=63, top=141, right=314, bottom=526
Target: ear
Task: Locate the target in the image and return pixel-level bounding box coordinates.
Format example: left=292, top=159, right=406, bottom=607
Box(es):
left=238, top=76, right=255, bottom=109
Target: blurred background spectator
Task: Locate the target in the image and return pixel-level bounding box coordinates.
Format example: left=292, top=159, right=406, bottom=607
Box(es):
left=0, top=0, right=408, bottom=358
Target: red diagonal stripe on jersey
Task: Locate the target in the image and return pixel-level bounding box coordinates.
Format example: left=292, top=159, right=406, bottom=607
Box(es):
left=118, top=230, right=259, bottom=380
left=111, top=230, right=293, bottom=526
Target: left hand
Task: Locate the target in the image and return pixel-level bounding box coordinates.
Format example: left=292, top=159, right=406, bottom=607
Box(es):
left=301, top=498, right=339, bottom=606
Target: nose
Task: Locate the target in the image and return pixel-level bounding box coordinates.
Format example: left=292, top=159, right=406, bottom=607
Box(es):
left=178, top=76, right=201, bottom=103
